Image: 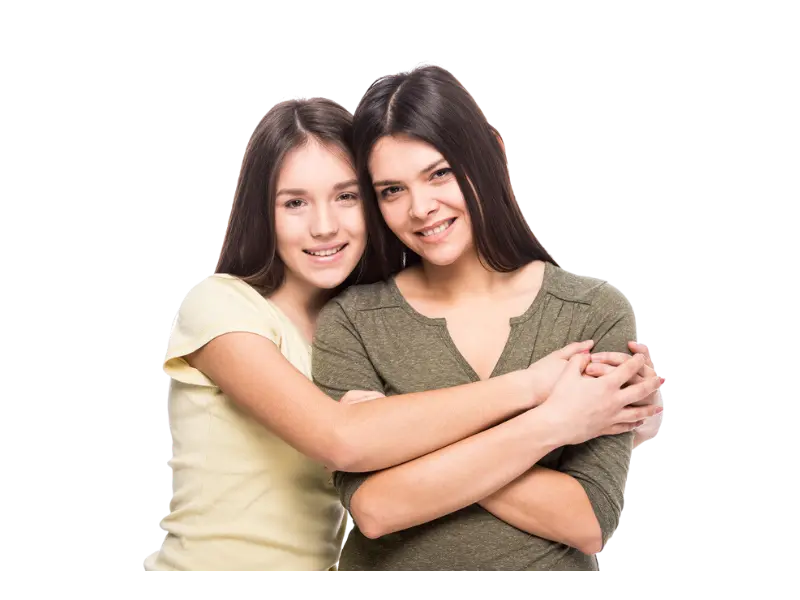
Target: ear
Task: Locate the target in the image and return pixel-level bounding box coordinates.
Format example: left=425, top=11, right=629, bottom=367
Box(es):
left=489, top=124, right=506, bottom=160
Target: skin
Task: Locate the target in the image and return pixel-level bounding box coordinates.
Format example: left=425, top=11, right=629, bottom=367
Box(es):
left=180, top=137, right=617, bottom=478
left=344, top=135, right=663, bottom=552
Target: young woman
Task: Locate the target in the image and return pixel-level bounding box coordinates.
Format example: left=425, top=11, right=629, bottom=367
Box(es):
left=312, top=66, right=665, bottom=571
left=144, top=98, right=660, bottom=571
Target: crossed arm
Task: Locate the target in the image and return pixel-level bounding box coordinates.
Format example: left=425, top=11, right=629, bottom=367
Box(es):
left=314, top=301, right=655, bottom=554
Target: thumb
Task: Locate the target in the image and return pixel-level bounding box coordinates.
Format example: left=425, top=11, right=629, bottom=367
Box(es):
left=556, top=339, right=595, bottom=359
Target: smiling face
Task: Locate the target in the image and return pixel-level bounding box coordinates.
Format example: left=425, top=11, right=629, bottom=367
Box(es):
left=368, top=135, right=474, bottom=267
left=273, top=137, right=367, bottom=290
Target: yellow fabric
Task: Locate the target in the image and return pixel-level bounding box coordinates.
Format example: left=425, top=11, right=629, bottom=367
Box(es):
left=144, top=274, right=346, bottom=571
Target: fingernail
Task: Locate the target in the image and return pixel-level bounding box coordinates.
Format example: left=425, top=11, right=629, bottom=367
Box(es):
left=580, top=349, right=590, bottom=354
left=655, top=407, right=664, bottom=414
left=660, top=377, right=665, bottom=384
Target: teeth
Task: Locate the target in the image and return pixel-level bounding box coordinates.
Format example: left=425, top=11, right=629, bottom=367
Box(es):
left=421, top=219, right=454, bottom=237
left=307, top=246, right=344, bottom=257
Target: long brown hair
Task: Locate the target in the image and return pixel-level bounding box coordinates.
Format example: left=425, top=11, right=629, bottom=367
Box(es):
left=352, top=65, right=557, bottom=275
left=215, top=98, right=383, bottom=294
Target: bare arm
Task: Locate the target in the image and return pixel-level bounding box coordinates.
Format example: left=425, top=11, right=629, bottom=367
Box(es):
left=345, top=408, right=564, bottom=540
left=188, top=331, right=547, bottom=473
left=478, top=466, right=602, bottom=553
left=340, top=352, right=661, bottom=541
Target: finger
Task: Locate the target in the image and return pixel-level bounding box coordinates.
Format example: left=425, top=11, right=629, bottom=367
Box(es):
left=618, top=375, right=663, bottom=406
left=628, top=342, right=654, bottom=368
left=586, top=363, right=648, bottom=387
left=616, top=404, right=663, bottom=423
left=590, top=352, right=630, bottom=366
left=604, top=353, right=647, bottom=387
left=591, top=353, right=656, bottom=378
left=600, top=421, right=645, bottom=436
left=566, top=352, right=593, bottom=375
left=555, top=339, right=595, bottom=359
left=584, top=363, right=615, bottom=377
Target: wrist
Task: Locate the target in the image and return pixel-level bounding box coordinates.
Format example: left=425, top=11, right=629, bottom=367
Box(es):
left=512, top=369, right=545, bottom=410
left=520, top=407, right=566, bottom=456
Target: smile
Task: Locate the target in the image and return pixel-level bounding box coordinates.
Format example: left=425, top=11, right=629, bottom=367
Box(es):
left=417, top=218, right=456, bottom=238
left=303, top=243, right=347, bottom=257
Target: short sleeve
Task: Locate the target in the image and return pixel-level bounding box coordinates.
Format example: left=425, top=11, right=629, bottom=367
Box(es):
left=558, top=282, right=636, bottom=549
left=163, top=275, right=281, bottom=387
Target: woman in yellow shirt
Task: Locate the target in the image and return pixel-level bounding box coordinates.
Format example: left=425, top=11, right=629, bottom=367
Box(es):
left=145, top=97, right=663, bottom=570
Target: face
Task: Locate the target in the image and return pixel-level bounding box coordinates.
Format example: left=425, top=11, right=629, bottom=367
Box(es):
left=274, top=138, right=367, bottom=290
left=369, top=135, right=473, bottom=267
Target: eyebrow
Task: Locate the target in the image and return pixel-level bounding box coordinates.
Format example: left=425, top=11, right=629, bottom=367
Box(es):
left=276, top=179, right=358, bottom=197
left=372, top=158, right=448, bottom=188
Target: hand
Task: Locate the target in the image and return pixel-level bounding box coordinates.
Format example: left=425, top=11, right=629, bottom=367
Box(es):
left=536, top=353, right=664, bottom=446
left=585, top=342, right=666, bottom=406
left=340, top=389, right=386, bottom=405
left=525, top=340, right=595, bottom=406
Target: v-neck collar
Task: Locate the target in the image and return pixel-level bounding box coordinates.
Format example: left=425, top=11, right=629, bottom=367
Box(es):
left=386, top=262, right=554, bottom=381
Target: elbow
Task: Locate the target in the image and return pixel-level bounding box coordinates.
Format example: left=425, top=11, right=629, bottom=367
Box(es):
left=321, top=420, right=362, bottom=472
left=575, top=531, right=604, bottom=555
left=574, top=512, right=616, bottom=555
left=324, top=440, right=358, bottom=473
left=350, top=489, right=393, bottom=540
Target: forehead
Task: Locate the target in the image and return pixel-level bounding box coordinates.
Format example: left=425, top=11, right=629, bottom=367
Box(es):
left=277, top=138, right=355, bottom=187
left=369, top=135, right=444, bottom=178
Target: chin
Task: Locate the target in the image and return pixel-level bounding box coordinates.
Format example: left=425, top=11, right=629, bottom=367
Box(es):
left=304, top=270, right=353, bottom=290
left=415, top=246, right=467, bottom=267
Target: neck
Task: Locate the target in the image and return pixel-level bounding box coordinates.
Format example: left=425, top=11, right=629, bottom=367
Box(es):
left=268, top=273, right=332, bottom=325
left=419, top=247, right=511, bottom=300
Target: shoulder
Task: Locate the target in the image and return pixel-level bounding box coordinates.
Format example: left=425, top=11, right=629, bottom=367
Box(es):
left=547, top=263, right=632, bottom=316
left=324, top=279, right=397, bottom=316
left=175, top=273, right=282, bottom=334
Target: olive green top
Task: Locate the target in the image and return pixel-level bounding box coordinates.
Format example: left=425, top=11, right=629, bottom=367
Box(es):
left=312, top=262, right=636, bottom=570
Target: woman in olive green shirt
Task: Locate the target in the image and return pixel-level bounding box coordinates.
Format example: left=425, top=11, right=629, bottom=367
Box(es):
left=313, top=66, right=664, bottom=570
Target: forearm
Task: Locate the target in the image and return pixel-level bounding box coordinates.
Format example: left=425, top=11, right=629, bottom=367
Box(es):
left=334, top=370, right=540, bottom=472
left=478, top=466, right=603, bottom=554
left=348, top=408, right=563, bottom=539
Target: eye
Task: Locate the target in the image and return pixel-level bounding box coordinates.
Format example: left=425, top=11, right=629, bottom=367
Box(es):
left=379, top=185, right=404, bottom=199
left=337, top=192, right=359, bottom=205
left=431, top=167, right=453, bottom=180
left=284, top=198, right=306, bottom=209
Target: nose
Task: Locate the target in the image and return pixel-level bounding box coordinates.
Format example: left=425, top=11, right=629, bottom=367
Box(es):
left=408, top=189, right=439, bottom=220
left=310, top=202, right=339, bottom=238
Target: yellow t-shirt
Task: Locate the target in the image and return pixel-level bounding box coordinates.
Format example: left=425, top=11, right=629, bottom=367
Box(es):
left=144, top=274, right=346, bottom=571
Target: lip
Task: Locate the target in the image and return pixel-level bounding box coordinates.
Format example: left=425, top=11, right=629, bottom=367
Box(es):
left=414, top=218, right=456, bottom=235
left=415, top=217, right=457, bottom=244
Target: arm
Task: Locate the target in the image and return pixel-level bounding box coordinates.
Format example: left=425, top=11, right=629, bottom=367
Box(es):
left=340, top=285, right=656, bottom=550
left=189, top=290, right=582, bottom=473
left=478, top=285, right=640, bottom=552
left=339, top=407, right=565, bottom=540
left=479, top=300, right=636, bottom=554
left=478, top=465, right=602, bottom=553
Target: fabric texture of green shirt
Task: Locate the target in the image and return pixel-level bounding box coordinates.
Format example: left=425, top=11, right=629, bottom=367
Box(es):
left=312, top=262, right=636, bottom=570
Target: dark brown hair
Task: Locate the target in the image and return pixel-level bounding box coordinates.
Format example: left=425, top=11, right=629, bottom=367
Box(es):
left=352, top=65, right=557, bottom=275
left=215, top=98, right=383, bottom=294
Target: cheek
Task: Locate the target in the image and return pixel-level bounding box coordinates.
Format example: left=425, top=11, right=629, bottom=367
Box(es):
left=444, top=181, right=469, bottom=215
left=340, top=207, right=367, bottom=241
left=379, top=203, right=409, bottom=238
left=274, top=212, right=306, bottom=253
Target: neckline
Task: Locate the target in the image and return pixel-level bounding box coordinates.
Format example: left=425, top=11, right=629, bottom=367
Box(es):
left=387, top=261, right=555, bottom=328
